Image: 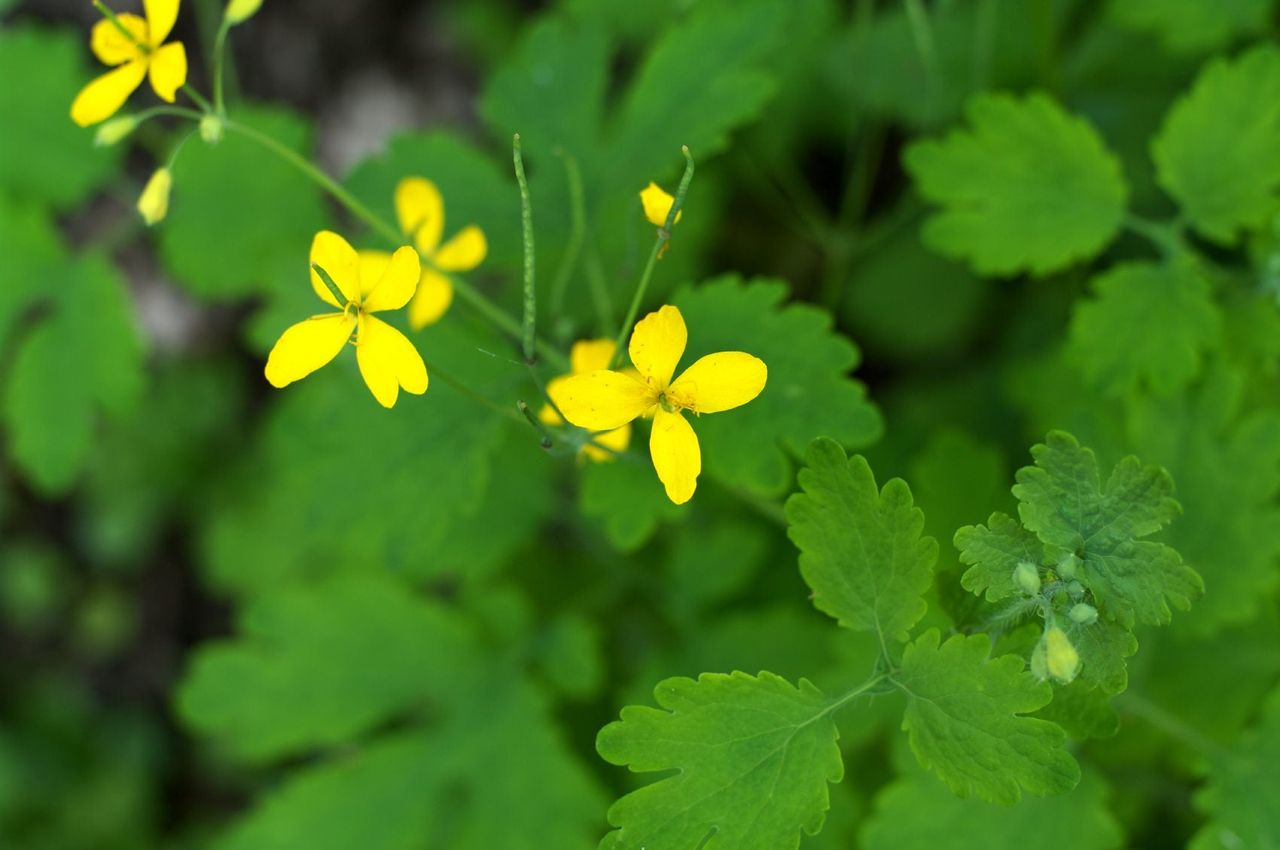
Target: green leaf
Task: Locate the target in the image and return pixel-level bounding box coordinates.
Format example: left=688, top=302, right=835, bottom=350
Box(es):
left=905, top=93, right=1128, bottom=276
left=201, top=320, right=518, bottom=596
left=672, top=276, right=882, bottom=496
left=1190, top=685, right=1280, bottom=850
left=1068, top=260, right=1222, bottom=396
left=0, top=198, right=61, bottom=349
left=580, top=456, right=687, bottom=552
left=956, top=512, right=1045, bottom=603
left=863, top=767, right=1122, bottom=850
left=1064, top=616, right=1138, bottom=694
left=1013, top=431, right=1201, bottom=627
left=1152, top=46, right=1280, bottom=244
left=786, top=438, right=937, bottom=641
left=895, top=629, right=1080, bottom=803
left=597, top=671, right=844, bottom=850
left=606, top=0, right=783, bottom=191
left=158, top=105, right=328, bottom=298
left=1035, top=680, right=1120, bottom=741
left=1127, top=367, right=1280, bottom=633
left=3, top=254, right=143, bottom=495
left=177, top=574, right=476, bottom=762
left=1109, top=0, right=1274, bottom=55
left=213, top=678, right=604, bottom=850
left=0, top=26, right=122, bottom=208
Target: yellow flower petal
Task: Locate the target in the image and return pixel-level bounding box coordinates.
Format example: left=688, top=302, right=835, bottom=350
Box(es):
left=90, top=15, right=147, bottom=65
left=356, top=315, right=428, bottom=408
left=433, top=225, right=487, bottom=272
left=70, top=59, right=147, bottom=127
left=628, top=305, right=686, bottom=387
left=408, top=267, right=454, bottom=330
left=669, top=352, right=767, bottom=414
left=582, top=422, right=630, bottom=463
left=540, top=374, right=571, bottom=426
left=395, top=177, right=444, bottom=256
left=649, top=408, right=699, bottom=504
left=147, top=41, right=187, bottom=103
left=362, top=246, right=420, bottom=313
left=264, top=312, right=355, bottom=388
left=639, top=181, right=682, bottom=228
left=569, top=339, right=617, bottom=375
left=356, top=249, right=392, bottom=296
left=144, top=0, right=180, bottom=46
left=555, top=370, right=653, bottom=431
left=309, top=230, right=361, bottom=308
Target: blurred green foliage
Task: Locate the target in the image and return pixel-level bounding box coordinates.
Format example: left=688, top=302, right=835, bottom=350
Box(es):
left=2, top=0, right=1280, bottom=848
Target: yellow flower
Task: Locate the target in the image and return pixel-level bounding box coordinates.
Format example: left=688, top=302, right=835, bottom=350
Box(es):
left=640, top=181, right=682, bottom=228
left=136, top=167, right=171, bottom=224
left=265, top=231, right=428, bottom=408
left=555, top=306, right=767, bottom=504
left=358, top=177, right=487, bottom=331
left=541, top=339, right=632, bottom=463
left=71, top=0, right=188, bottom=127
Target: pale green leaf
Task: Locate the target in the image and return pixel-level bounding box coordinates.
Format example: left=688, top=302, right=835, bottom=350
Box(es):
left=1127, top=367, right=1280, bottom=633
left=597, top=671, right=844, bottom=850
left=1013, top=431, right=1201, bottom=627
left=1190, top=685, right=1280, bottom=850
left=895, top=629, right=1080, bottom=803
left=956, top=512, right=1044, bottom=603
left=863, top=768, right=1122, bottom=850
left=672, top=277, right=882, bottom=496
left=1068, top=260, right=1222, bottom=396
left=0, top=26, right=122, bottom=208
left=786, top=438, right=936, bottom=641
left=905, top=92, right=1128, bottom=276
left=1152, top=46, right=1280, bottom=244
left=3, top=255, right=143, bottom=495
left=158, top=105, right=328, bottom=297
left=1109, top=0, right=1274, bottom=55
left=177, top=573, right=476, bottom=761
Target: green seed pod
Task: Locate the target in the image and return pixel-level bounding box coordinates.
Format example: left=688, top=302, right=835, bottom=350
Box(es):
left=1014, top=561, right=1041, bottom=595
left=1069, top=603, right=1098, bottom=625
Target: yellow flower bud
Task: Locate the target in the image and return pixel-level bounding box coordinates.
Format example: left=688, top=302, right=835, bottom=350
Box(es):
left=199, top=114, right=225, bottom=144
left=94, top=115, right=138, bottom=147
left=137, top=168, right=172, bottom=226
left=225, top=0, right=263, bottom=25
left=1044, top=626, right=1080, bottom=684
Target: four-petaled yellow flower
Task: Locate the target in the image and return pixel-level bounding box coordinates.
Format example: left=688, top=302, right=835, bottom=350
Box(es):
left=359, top=177, right=487, bottom=331
left=265, top=231, right=428, bottom=408
left=71, top=0, right=188, bottom=127
left=541, top=340, right=632, bottom=463
left=556, top=306, right=767, bottom=504
left=639, top=182, right=681, bottom=228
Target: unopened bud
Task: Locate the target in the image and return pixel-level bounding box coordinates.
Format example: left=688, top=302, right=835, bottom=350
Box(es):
left=199, top=114, right=224, bottom=144
left=1068, top=603, right=1098, bottom=625
left=1057, top=552, right=1081, bottom=580
left=1014, top=561, right=1041, bottom=595
left=225, top=0, right=263, bottom=25
left=1043, top=626, right=1080, bottom=684
left=1067, top=580, right=1085, bottom=598
left=95, top=115, right=138, bottom=147
left=137, top=168, right=172, bottom=226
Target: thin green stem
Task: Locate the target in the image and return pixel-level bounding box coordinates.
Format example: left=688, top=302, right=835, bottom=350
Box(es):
left=133, top=105, right=206, bottom=124
left=550, top=148, right=587, bottom=317
left=517, top=401, right=554, bottom=450
left=903, top=0, right=939, bottom=88
left=422, top=358, right=526, bottom=425
left=223, top=119, right=401, bottom=243
left=610, top=146, right=695, bottom=368
left=1118, top=692, right=1233, bottom=762
left=1124, top=214, right=1186, bottom=259
left=513, top=134, right=537, bottom=364
left=224, top=120, right=569, bottom=370
left=181, top=84, right=215, bottom=114
left=819, top=672, right=892, bottom=722
left=212, top=18, right=232, bottom=116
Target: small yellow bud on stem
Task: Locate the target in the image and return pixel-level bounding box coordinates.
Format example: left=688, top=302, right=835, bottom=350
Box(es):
left=137, top=168, right=172, bottom=226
